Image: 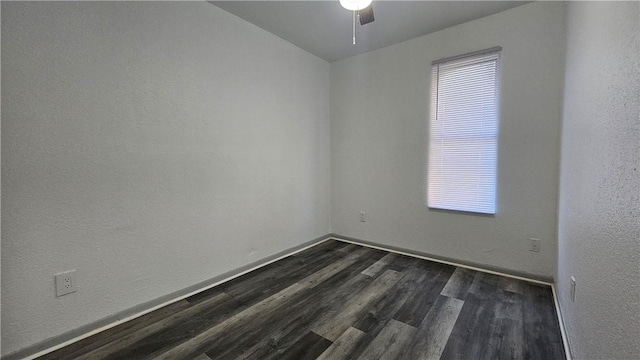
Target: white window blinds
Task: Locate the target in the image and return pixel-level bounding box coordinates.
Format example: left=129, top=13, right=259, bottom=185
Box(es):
left=428, top=48, right=501, bottom=214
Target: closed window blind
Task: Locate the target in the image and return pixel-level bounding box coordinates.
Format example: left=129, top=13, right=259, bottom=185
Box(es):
left=428, top=49, right=501, bottom=214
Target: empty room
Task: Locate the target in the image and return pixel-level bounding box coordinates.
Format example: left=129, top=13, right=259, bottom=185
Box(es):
left=1, top=1, right=638, bottom=359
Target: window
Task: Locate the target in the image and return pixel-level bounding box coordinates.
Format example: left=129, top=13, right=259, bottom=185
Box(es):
left=428, top=47, right=501, bottom=214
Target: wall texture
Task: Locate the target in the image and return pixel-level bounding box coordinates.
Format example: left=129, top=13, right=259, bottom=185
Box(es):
left=331, top=1, right=565, bottom=278
left=557, top=2, right=640, bottom=359
left=1, top=2, right=330, bottom=355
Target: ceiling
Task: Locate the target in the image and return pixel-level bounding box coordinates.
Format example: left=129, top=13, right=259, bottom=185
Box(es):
left=210, top=1, right=530, bottom=62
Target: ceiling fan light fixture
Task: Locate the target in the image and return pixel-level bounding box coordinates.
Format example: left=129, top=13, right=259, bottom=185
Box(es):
left=339, top=0, right=372, bottom=11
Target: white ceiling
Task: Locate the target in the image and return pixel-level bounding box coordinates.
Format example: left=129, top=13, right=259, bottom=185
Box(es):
left=210, top=1, right=530, bottom=62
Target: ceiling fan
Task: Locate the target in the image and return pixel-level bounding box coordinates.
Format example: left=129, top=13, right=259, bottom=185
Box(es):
left=340, top=0, right=375, bottom=44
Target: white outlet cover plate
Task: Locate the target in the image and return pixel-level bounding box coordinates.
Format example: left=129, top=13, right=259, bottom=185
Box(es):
left=55, top=270, right=78, bottom=297
left=570, top=276, right=576, bottom=302
left=529, top=238, right=540, bottom=252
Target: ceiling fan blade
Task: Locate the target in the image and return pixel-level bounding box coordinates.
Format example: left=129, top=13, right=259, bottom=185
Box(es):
left=358, top=5, right=375, bottom=25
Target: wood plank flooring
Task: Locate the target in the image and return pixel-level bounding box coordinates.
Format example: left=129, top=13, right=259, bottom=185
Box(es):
left=38, top=240, right=565, bottom=360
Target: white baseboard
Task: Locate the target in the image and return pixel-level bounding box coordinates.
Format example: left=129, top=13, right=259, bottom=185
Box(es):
left=9, top=234, right=573, bottom=360
left=330, top=235, right=552, bottom=285
left=330, top=234, right=573, bottom=360
left=5, top=235, right=332, bottom=360
left=551, top=284, right=573, bottom=360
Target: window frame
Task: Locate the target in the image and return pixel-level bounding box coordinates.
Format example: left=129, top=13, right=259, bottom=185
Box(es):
left=427, top=47, right=502, bottom=215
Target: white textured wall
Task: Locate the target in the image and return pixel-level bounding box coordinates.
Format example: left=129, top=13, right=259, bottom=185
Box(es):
left=558, top=2, right=640, bottom=359
left=331, top=1, right=565, bottom=278
left=1, top=2, right=330, bottom=355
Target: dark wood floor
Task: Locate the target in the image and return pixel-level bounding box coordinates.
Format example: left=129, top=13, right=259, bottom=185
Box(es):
left=38, top=240, right=566, bottom=360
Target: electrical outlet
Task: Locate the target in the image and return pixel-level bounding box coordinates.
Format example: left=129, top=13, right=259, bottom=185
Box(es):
left=529, top=238, right=540, bottom=252
left=570, top=276, right=576, bottom=302
left=360, top=211, right=367, bottom=222
left=55, top=270, right=78, bottom=297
